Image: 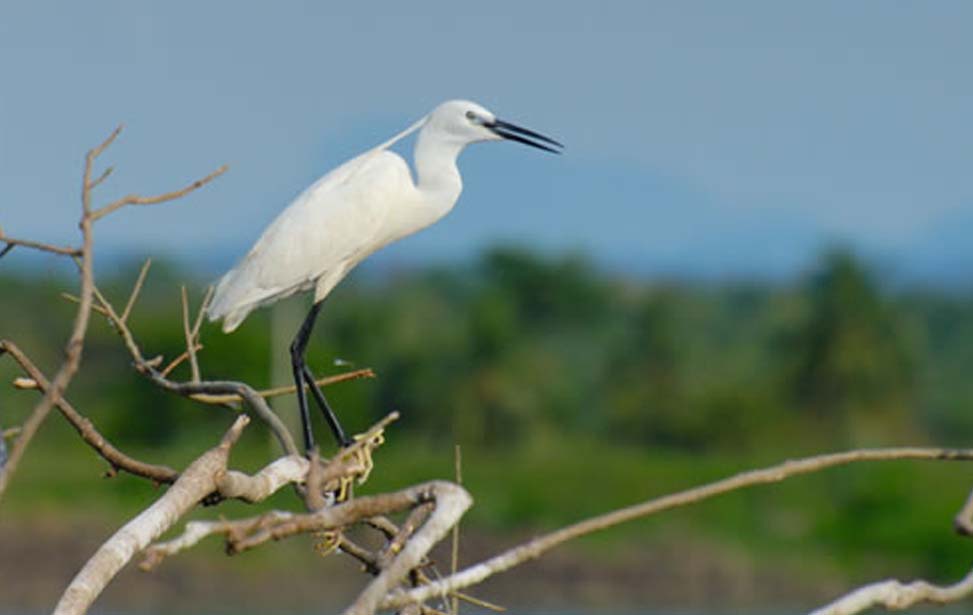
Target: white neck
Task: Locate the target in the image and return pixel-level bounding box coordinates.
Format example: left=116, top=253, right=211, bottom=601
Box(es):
left=413, top=128, right=465, bottom=217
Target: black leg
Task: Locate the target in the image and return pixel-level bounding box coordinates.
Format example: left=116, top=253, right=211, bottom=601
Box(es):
left=302, top=364, right=351, bottom=447
left=290, top=302, right=321, bottom=454
left=289, top=301, right=352, bottom=452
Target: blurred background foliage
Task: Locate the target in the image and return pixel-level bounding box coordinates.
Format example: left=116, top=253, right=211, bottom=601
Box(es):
left=2, top=244, right=973, bottom=581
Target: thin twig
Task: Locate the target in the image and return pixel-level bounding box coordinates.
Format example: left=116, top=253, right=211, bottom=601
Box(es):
left=377, top=502, right=434, bottom=569
left=346, top=483, right=473, bottom=615
left=159, top=344, right=204, bottom=379
left=338, top=536, right=504, bottom=613
left=148, top=376, right=299, bottom=456
left=0, top=124, right=115, bottom=500
left=180, top=286, right=201, bottom=382
left=89, top=124, right=123, bottom=161
left=120, top=258, right=152, bottom=324
left=80, top=277, right=299, bottom=456
left=187, top=368, right=376, bottom=404
left=61, top=293, right=109, bottom=316
left=0, top=340, right=178, bottom=483
left=450, top=444, right=463, bottom=615
left=0, top=235, right=81, bottom=258
left=90, top=165, right=228, bottom=221
left=191, top=285, right=214, bottom=343
left=89, top=166, right=114, bottom=190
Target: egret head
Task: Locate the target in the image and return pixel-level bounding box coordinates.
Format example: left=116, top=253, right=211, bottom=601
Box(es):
left=427, top=100, right=563, bottom=153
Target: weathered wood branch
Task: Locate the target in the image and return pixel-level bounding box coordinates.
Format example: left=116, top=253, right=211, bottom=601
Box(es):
left=0, top=233, right=81, bottom=257
left=1, top=340, right=178, bottom=483
left=809, top=567, right=973, bottom=615
left=382, top=447, right=973, bottom=610
left=90, top=165, right=228, bottom=221
left=53, top=415, right=250, bottom=615
left=0, top=126, right=114, bottom=500
left=0, top=126, right=227, bottom=501
left=346, top=482, right=472, bottom=615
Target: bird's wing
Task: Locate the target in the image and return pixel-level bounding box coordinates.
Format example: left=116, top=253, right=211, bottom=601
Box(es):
left=209, top=150, right=413, bottom=328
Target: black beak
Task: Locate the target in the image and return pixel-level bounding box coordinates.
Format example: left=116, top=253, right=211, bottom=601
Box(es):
left=488, top=119, right=563, bottom=154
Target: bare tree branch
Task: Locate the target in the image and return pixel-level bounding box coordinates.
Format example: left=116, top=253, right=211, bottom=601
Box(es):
left=52, top=415, right=250, bottom=615
left=0, top=126, right=112, bottom=500
left=217, top=454, right=309, bottom=502
left=60, top=292, right=110, bottom=316
left=120, top=258, right=152, bottom=324
left=382, top=447, right=973, bottom=610
left=0, top=126, right=227, bottom=501
left=180, top=286, right=202, bottom=382
left=346, top=482, right=472, bottom=615
left=89, top=124, right=123, bottom=160
left=0, top=339, right=178, bottom=483
left=159, top=344, right=204, bottom=378
left=376, top=502, right=435, bottom=570
left=78, top=279, right=301, bottom=456
left=140, top=511, right=298, bottom=571
left=190, top=285, right=213, bottom=343
left=90, top=165, right=228, bottom=221
left=154, top=377, right=300, bottom=455
left=141, top=412, right=398, bottom=567
left=143, top=481, right=475, bottom=615
left=88, top=165, right=114, bottom=190
left=809, top=567, right=973, bottom=615
left=0, top=233, right=81, bottom=258
left=187, top=368, right=376, bottom=405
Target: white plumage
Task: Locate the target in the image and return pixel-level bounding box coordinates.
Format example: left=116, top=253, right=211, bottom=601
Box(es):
left=206, top=99, right=561, bottom=451
left=208, top=117, right=428, bottom=331
left=209, top=149, right=417, bottom=331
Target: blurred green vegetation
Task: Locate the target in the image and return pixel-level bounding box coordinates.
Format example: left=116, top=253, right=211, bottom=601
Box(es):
left=3, top=245, right=973, bottom=580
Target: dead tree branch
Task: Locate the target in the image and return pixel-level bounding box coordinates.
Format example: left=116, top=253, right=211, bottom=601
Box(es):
left=0, top=125, right=226, bottom=501
left=0, top=233, right=81, bottom=258
left=0, top=339, right=178, bottom=483
left=0, top=126, right=114, bottom=500
left=52, top=415, right=250, bottom=615
left=120, top=258, right=152, bottom=324
left=346, top=482, right=472, bottom=615
left=89, top=165, right=228, bottom=221
left=190, top=368, right=376, bottom=405
left=382, top=447, right=973, bottom=610
left=809, top=567, right=973, bottom=615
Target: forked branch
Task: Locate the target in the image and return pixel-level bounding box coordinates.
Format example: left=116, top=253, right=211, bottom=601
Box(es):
left=382, top=447, right=973, bottom=610
left=0, top=125, right=226, bottom=501
left=90, top=165, right=228, bottom=221
left=53, top=415, right=251, bottom=615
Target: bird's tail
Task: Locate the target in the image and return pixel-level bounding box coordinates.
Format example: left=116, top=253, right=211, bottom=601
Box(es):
left=207, top=269, right=251, bottom=333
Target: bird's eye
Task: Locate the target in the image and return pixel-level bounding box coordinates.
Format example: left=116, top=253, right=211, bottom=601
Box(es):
left=465, top=110, right=477, bottom=121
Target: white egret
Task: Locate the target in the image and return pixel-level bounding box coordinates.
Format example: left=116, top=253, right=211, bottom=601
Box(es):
left=207, top=99, right=562, bottom=452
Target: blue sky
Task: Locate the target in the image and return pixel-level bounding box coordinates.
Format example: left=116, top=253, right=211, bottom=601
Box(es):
left=2, top=2, right=972, bottom=282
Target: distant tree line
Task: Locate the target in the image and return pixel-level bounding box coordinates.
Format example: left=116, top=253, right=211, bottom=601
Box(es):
left=3, top=246, right=970, bottom=454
